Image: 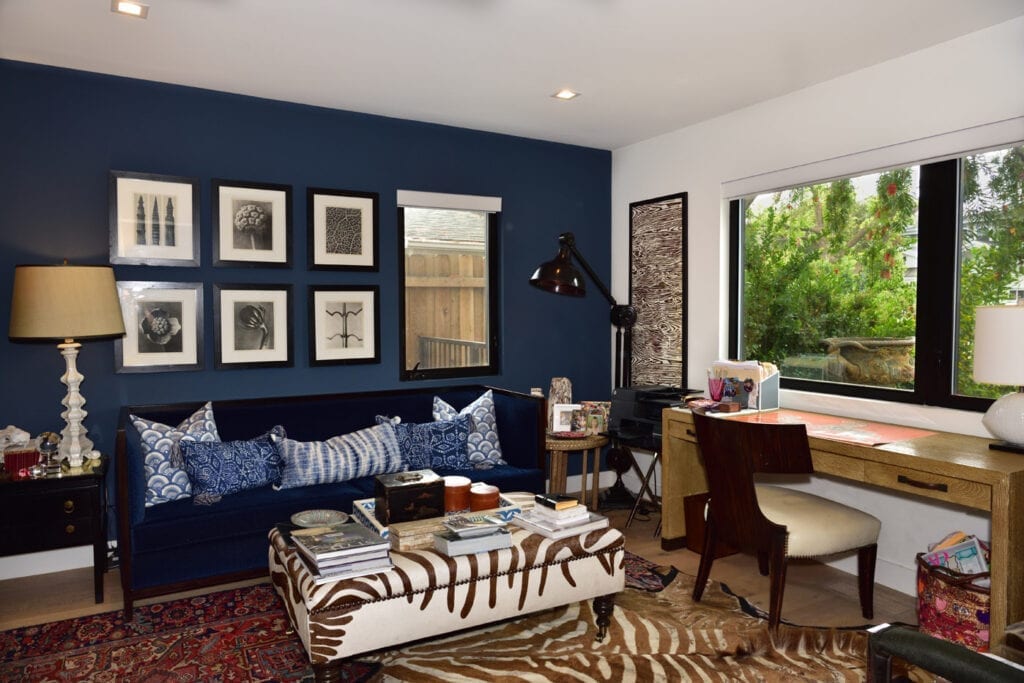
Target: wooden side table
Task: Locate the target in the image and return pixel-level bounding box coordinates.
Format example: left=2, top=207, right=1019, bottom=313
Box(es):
left=545, top=434, right=609, bottom=510
left=0, top=456, right=108, bottom=602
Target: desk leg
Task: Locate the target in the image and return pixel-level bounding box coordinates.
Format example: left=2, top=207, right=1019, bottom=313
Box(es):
left=990, top=471, right=1024, bottom=651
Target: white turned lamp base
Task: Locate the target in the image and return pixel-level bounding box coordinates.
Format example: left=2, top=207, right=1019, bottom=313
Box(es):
left=57, top=340, right=92, bottom=467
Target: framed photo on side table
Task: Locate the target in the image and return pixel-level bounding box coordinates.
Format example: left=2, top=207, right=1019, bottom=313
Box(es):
left=309, top=285, right=380, bottom=365
left=109, top=171, right=200, bottom=266
left=114, top=281, right=203, bottom=373
left=212, top=179, right=292, bottom=267
left=551, top=403, right=583, bottom=433
left=214, top=284, right=292, bottom=368
left=307, top=188, right=379, bottom=270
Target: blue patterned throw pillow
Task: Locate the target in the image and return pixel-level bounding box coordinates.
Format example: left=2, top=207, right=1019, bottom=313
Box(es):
left=179, top=426, right=286, bottom=504
left=433, top=389, right=505, bottom=469
left=273, top=423, right=404, bottom=490
left=131, top=402, right=221, bottom=507
left=377, top=414, right=472, bottom=471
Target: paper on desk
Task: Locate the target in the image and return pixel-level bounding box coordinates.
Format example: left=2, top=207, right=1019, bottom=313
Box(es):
left=709, top=360, right=778, bottom=382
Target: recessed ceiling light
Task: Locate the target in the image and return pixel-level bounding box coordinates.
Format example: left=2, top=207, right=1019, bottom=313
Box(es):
left=552, top=89, right=580, bottom=101
left=111, top=1, right=149, bottom=18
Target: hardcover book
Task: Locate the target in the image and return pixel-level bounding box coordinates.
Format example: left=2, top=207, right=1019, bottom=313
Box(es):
left=298, top=552, right=394, bottom=585
left=433, top=528, right=512, bottom=556
left=534, top=493, right=579, bottom=511
left=443, top=514, right=508, bottom=538
left=532, top=504, right=590, bottom=525
left=511, top=510, right=609, bottom=539
left=292, top=522, right=390, bottom=561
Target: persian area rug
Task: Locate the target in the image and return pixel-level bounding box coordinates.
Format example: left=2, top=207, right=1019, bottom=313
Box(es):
left=0, top=552, right=868, bottom=682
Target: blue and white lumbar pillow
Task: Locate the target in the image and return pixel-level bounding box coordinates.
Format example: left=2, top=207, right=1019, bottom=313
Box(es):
left=377, top=414, right=471, bottom=471
left=179, top=425, right=286, bottom=504
left=131, top=402, right=221, bottom=507
left=273, top=422, right=404, bottom=490
left=432, top=389, right=506, bottom=469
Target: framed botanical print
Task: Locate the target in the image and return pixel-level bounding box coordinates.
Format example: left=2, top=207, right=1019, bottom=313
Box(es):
left=309, top=285, right=380, bottom=365
left=109, top=171, right=200, bottom=266
left=212, top=179, right=292, bottom=267
left=114, top=281, right=203, bottom=372
left=214, top=284, right=292, bottom=368
left=307, top=188, right=379, bottom=270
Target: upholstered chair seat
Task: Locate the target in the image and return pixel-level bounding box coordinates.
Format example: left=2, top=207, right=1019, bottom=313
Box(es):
left=755, top=484, right=881, bottom=557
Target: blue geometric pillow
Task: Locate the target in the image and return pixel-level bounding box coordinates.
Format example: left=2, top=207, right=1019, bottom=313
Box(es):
left=433, top=390, right=505, bottom=469
left=131, top=402, right=220, bottom=507
left=376, top=414, right=471, bottom=471
left=179, top=425, right=285, bottom=504
left=273, top=422, right=404, bottom=490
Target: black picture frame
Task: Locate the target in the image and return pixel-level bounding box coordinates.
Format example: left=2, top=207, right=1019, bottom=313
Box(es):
left=212, top=179, right=293, bottom=267
left=109, top=170, right=200, bottom=266
left=114, top=281, right=204, bottom=373
left=213, top=283, right=293, bottom=369
left=308, top=285, right=381, bottom=365
left=307, top=187, right=379, bottom=271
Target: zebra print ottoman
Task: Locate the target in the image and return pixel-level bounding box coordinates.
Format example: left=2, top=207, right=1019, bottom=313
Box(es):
left=269, top=525, right=625, bottom=682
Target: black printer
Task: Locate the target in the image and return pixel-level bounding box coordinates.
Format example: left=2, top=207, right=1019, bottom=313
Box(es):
left=608, top=385, right=700, bottom=449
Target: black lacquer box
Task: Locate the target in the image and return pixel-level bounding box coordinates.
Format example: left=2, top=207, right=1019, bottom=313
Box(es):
left=374, top=469, right=444, bottom=525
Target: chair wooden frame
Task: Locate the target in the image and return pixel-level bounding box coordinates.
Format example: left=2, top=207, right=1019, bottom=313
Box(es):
left=690, top=408, right=877, bottom=630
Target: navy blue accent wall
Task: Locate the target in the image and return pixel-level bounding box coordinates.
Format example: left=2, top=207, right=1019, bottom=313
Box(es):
left=0, top=59, right=613, bottom=461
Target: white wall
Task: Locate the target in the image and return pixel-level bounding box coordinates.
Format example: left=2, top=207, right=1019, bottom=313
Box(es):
left=612, top=17, right=1024, bottom=595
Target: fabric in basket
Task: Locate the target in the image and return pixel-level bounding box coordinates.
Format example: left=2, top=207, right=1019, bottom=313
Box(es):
left=433, top=389, right=505, bottom=469
left=273, top=423, right=403, bottom=489
left=180, top=425, right=286, bottom=504
left=131, top=402, right=220, bottom=507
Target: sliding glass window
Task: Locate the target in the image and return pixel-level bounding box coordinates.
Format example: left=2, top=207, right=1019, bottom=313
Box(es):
left=730, top=144, right=1023, bottom=409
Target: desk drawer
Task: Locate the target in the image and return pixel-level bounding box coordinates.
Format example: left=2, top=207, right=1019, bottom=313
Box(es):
left=666, top=416, right=697, bottom=443
left=863, top=461, right=991, bottom=511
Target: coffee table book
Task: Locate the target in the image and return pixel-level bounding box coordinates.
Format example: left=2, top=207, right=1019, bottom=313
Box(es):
left=433, top=528, right=512, bottom=556
left=511, top=510, right=609, bottom=539
left=532, top=504, right=591, bottom=526
left=292, top=522, right=389, bottom=561
left=298, top=553, right=395, bottom=586
left=535, top=493, right=579, bottom=511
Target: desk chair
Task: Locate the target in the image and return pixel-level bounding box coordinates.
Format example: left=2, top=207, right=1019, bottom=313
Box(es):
left=690, top=408, right=881, bottom=630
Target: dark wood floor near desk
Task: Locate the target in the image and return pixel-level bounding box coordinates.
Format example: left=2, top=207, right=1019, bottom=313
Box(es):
left=0, top=506, right=917, bottom=632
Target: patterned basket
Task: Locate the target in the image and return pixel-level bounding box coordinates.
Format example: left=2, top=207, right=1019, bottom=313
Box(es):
left=915, top=551, right=991, bottom=652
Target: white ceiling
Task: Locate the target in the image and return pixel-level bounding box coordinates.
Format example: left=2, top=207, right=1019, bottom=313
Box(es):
left=2, top=0, right=1022, bottom=150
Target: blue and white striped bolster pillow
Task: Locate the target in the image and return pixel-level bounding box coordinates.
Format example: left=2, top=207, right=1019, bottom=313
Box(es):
left=272, top=422, right=405, bottom=490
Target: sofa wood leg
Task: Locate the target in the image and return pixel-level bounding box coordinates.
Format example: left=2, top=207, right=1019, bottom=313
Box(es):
left=313, top=662, right=345, bottom=683
left=594, top=593, right=616, bottom=641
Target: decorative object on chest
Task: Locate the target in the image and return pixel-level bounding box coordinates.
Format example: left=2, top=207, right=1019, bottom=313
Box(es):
left=374, top=469, right=445, bottom=525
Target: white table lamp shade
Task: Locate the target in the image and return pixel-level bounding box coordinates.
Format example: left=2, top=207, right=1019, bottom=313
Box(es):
left=8, top=264, right=126, bottom=466
left=974, top=304, right=1024, bottom=448
left=9, top=265, right=125, bottom=340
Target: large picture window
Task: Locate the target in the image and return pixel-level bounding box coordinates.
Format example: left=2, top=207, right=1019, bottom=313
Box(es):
left=730, top=144, right=1023, bottom=409
left=397, top=191, right=500, bottom=381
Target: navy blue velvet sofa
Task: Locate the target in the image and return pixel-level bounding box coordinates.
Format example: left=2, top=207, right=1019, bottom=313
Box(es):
left=115, top=384, right=546, bottom=618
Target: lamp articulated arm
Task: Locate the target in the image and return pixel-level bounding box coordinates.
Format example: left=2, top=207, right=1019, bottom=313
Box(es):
left=558, top=232, right=638, bottom=329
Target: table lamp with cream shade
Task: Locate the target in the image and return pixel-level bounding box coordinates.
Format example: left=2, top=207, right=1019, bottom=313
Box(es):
left=8, top=264, right=126, bottom=466
left=973, top=303, right=1024, bottom=453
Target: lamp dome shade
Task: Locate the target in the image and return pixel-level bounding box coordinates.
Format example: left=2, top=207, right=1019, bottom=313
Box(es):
left=529, top=248, right=586, bottom=297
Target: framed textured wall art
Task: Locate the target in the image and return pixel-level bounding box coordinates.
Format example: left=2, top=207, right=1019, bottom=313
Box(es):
left=114, top=281, right=203, bottom=373
left=214, top=284, right=293, bottom=368
left=109, top=171, right=200, bottom=266
left=308, top=285, right=380, bottom=365
left=629, top=192, right=688, bottom=387
left=307, top=188, right=379, bottom=270
left=212, top=179, right=292, bottom=267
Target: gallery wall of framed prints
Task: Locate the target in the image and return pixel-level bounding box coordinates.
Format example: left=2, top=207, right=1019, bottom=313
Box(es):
left=109, top=170, right=382, bottom=373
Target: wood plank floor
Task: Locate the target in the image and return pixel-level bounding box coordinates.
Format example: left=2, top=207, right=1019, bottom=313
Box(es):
left=0, top=500, right=918, bottom=632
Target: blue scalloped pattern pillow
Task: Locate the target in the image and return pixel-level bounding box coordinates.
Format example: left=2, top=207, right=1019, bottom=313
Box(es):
left=432, top=390, right=505, bottom=469
left=273, top=423, right=403, bottom=490
left=376, top=414, right=471, bottom=471
left=131, top=402, right=220, bottom=507
left=179, top=426, right=285, bottom=504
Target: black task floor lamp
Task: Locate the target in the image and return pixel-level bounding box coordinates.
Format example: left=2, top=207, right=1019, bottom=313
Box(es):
left=529, top=231, right=638, bottom=508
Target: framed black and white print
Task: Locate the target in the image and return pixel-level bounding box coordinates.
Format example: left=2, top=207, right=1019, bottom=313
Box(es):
left=214, top=284, right=292, bottom=368
left=212, top=179, right=292, bottom=267
left=307, top=188, right=379, bottom=270
left=109, top=171, right=200, bottom=266
left=114, top=281, right=203, bottom=373
left=309, top=285, right=380, bottom=365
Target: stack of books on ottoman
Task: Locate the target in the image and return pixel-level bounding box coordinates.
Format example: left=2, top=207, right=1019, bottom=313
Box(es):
left=511, top=494, right=609, bottom=539
left=292, top=523, right=393, bottom=585
left=433, top=515, right=512, bottom=556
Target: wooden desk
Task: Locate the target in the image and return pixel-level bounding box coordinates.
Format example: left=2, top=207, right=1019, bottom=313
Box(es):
left=662, top=407, right=1024, bottom=651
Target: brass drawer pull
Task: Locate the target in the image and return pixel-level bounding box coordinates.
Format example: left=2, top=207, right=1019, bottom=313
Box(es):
left=65, top=524, right=76, bottom=534
left=64, top=500, right=75, bottom=513
left=897, top=474, right=948, bottom=492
